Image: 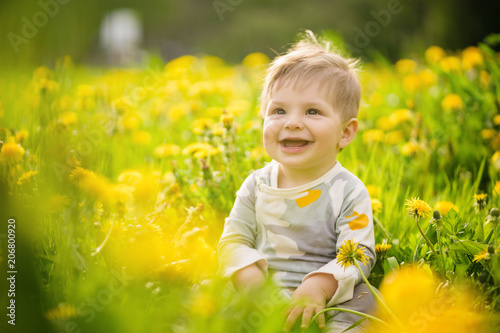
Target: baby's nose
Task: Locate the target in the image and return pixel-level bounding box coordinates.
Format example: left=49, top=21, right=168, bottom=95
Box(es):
left=284, top=118, right=304, bottom=130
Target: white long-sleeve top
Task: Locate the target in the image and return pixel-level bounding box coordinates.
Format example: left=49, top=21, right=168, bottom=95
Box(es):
left=217, top=160, right=375, bottom=306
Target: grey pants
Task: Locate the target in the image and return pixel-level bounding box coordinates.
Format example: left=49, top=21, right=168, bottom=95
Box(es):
left=323, top=283, right=377, bottom=333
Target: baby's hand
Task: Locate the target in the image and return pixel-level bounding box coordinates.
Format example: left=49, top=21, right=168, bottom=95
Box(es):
left=283, top=273, right=338, bottom=332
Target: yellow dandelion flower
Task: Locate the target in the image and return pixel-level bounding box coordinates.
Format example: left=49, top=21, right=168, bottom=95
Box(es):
left=473, top=248, right=497, bottom=262
left=385, top=130, right=404, bottom=145
left=369, top=92, right=384, bottom=107
left=122, top=114, right=141, bottom=130
left=132, top=130, right=151, bottom=145
left=400, top=141, right=422, bottom=156
left=76, top=84, right=96, bottom=99
left=439, top=56, right=462, bottom=73
left=495, top=181, right=500, bottom=196
left=405, top=197, right=432, bottom=219
left=59, top=111, right=78, bottom=126
left=441, top=94, right=463, bottom=111
left=402, top=74, right=421, bottom=93
left=33, top=66, right=53, bottom=80
left=366, top=185, right=381, bottom=197
left=375, top=116, right=395, bottom=131
left=362, top=129, right=385, bottom=145
left=192, top=118, right=215, bottom=135
left=434, top=201, right=459, bottom=215
left=494, top=150, right=500, bottom=168
left=15, top=129, right=29, bottom=143
left=370, top=266, right=486, bottom=333
left=165, top=54, right=197, bottom=71
left=117, top=170, right=143, bottom=185
left=39, top=79, right=59, bottom=94
left=221, top=111, right=234, bottom=129
left=44, top=194, right=71, bottom=214
left=425, top=46, right=446, bottom=64
left=242, top=52, right=270, bottom=68
left=375, top=243, right=392, bottom=257
left=44, top=303, right=77, bottom=320
left=211, top=123, right=224, bottom=136
left=336, top=239, right=369, bottom=270
left=69, top=167, right=95, bottom=183
left=206, top=106, right=224, bottom=118
left=480, top=70, right=490, bottom=88
left=395, top=59, right=417, bottom=74
left=389, top=109, right=413, bottom=125
left=371, top=198, right=383, bottom=214
left=481, top=129, right=497, bottom=140
left=473, top=193, right=487, bottom=211
left=168, top=103, right=191, bottom=122
left=112, top=97, right=133, bottom=114
left=1, top=142, right=25, bottom=163
left=182, top=143, right=219, bottom=159
left=462, top=46, right=483, bottom=70
left=17, top=170, right=38, bottom=186
left=153, top=144, right=181, bottom=158
left=419, top=68, right=437, bottom=86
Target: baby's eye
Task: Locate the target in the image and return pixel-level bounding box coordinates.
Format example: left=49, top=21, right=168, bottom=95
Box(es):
left=306, top=109, right=319, bottom=115
left=274, top=109, right=286, bottom=115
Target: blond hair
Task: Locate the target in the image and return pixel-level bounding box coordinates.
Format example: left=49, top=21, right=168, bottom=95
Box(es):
left=259, top=31, right=361, bottom=121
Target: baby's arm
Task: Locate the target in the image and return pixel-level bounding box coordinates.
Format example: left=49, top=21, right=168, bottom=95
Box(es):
left=284, top=273, right=338, bottom=331
left=217, top=172, right=268, bottom=287
left=231, top=263, right=266, bottom=291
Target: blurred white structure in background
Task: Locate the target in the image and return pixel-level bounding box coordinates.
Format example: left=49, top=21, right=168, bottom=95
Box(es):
left=99, top=9, right=143, bottom=66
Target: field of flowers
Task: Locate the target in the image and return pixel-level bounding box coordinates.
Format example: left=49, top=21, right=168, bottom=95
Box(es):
left=1, top=34, right=500, bottom=332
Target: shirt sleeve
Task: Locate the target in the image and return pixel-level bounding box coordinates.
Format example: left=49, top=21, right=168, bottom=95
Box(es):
left=302, top=180, right=376, bottom=307
left=217, top=172, right=268, bottom=279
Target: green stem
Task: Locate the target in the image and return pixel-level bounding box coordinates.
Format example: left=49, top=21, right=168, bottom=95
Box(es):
left=353, top=261, right=403, bottom=328
left=311, top=307, right=391, bottom=329
left=374, top=216, right=392, bottom=240
left=415, top=216, right=444, bottom=276
left=436, top=226, right=447, bottom=277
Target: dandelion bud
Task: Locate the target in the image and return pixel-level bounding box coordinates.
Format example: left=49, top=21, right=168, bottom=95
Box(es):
left=488, top=245, right=496, bottom=254
left=490, top=208, right=499, bottom=217
left=433, top=210, right=441, bottom=220
left=221, top=111, right=233, bottom=129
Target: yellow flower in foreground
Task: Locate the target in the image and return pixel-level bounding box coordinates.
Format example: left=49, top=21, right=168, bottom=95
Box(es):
left=362, top=129, right=385, bottom=144
left=462, top=46, right=483, bottom=70
left=400, top=141, right=422, bottom=156
left=182, top=143, right=220, bottom=159
left=385, top=130, right=404, bottom=145
left=405, top=197, right=432, bottom=219
left=132, top=130, right=152, bottom=145
left=395, top=59, right=417, bottom=74
left=17, top=170, right=38, bottom=186
left=473, top=193, right=487, bottom=211
left=45, top=303, right=77, bottom=320
left=154, top=144, right=181, bottom=158
left=375, top=243, right=392, bottom=257
left=336, top=239, right=369, bottom=270
left=15, top=129, right=29, bottom=143
left=425, top=46, right=446, bottom=64
left=441, top=94, right=463, bottom=111
left=371, top=198, right=383, bottom=214
left=439, top=56, right=462, bottom=73
left=495, top=181, right=500, bottom=196
left=242, top=52, right=270, bottom=68
left=1, top=142, right=25, bottom=163
left=435, top=201, right=459, bottom=215
left=402, top=74, right=420, bottom=93
left=390, top=109, right=413, bottom=125
left=366, top=185, right=381, bottom=198
left=473, top=248, right=497, bottom=263
left=369, top=266, right=486, bottom=333
left=481, top=129, right=497, bottom=140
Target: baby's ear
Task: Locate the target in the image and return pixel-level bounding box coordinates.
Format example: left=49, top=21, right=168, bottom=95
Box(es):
left=338, top=118, right=359, bottom=149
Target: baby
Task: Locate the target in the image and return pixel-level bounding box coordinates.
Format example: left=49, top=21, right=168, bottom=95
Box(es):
left=217, top=31, right=376, bottom=332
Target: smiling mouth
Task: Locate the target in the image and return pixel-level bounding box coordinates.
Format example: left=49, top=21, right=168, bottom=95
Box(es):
left=282, top=140, right=310, bottom=147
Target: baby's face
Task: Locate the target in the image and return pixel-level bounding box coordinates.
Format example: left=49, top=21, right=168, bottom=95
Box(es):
left=262, top=80, right=348, bottom=179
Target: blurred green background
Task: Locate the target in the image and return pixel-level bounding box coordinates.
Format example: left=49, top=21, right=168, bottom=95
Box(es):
left=1, top=0, right=499, bottom=68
